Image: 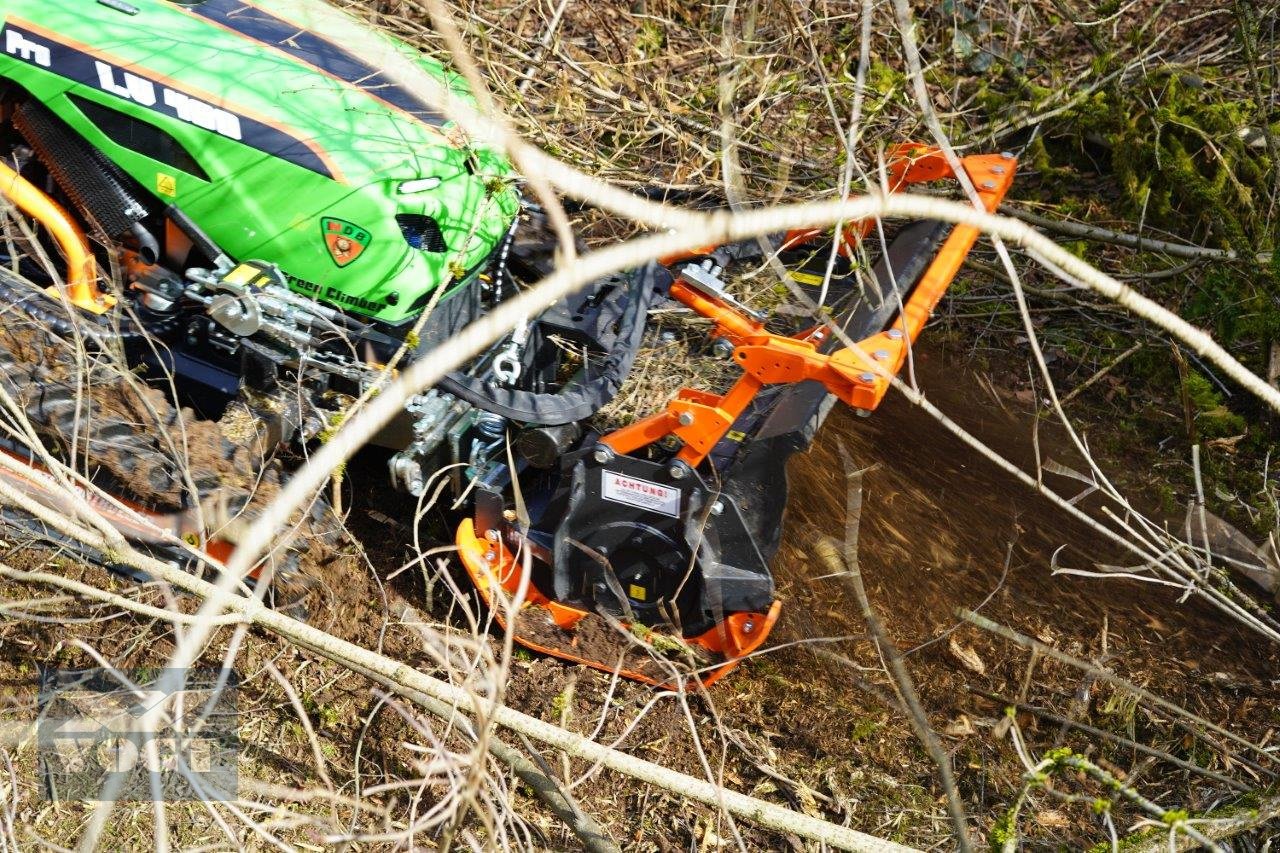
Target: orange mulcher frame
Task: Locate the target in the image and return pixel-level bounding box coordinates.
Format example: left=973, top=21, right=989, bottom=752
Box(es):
left=458, top=145, right=1017, bottom=687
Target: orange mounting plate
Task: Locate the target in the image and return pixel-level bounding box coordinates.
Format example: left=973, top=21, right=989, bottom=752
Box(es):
left=456, top=519, right=780, bottom=689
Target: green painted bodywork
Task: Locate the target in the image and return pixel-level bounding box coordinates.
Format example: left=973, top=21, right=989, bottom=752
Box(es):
left=0, top=0, right=519, bottom=323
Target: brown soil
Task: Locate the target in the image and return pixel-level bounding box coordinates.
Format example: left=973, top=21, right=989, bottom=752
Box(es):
left=2, top=326, right=1276, bottom=849
left=483, top=341, right=1280, bottom=848
left=510, top=606, right=715, bottom=685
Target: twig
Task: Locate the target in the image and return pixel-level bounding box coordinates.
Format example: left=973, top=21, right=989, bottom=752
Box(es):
left=1000, top=204, right=1271, bottom=262
left=817, top=449, right=973, bottom=852
left=326, top=651, right=620, bottom=853
left=1060, top=342, right=1143, bottom=405
left=970, top=688, right=1250, bottom=792
left=959, top=609, right=1277, bottom=777
left=1130, top=789, right=1280, bottom=851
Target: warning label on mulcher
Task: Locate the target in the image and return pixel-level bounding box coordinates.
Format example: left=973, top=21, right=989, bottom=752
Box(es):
left=601, top=471, right=681, bottom=517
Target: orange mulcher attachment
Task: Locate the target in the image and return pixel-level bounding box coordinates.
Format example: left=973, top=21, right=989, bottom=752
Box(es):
left=457, top=145, right=1017, bottom=688
left=458, top=520, right=782, bottom=687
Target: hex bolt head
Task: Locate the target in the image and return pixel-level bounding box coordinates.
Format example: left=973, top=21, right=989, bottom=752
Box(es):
left=485, top=528, right=499, bottom=542
left=592, top=445, right=614, bottom=464
left=743, top=619, right=755, bottom=633
left=668, top=462, right=689, bottom=480
left=873, top=349, right=889, bottom=360
left=887, top=328, right=904, bottom=340
left=677, top=411, right=695, bottom=427
left=991, top=165, right=1006, bottom=174
left=982, top=179, right=996, bottom=189
left=484, top=550, right=497, bottom=563
left=1001, top=150, right=1014, bottom=159
left=710, top=501, right=724, bottom=516
left=711, top=338, right=735, bottom=359
left=858, top=372, right=875, bottom=383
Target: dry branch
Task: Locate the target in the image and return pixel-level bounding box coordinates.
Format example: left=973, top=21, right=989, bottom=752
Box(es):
left=38, top=527, right=914, bottom=852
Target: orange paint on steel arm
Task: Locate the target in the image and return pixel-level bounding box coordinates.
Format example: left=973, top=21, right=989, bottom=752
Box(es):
left=600, top=410, right=683, bottom=456
left=894, top=154, right=1016, bottom=348
left=668, top=279, right=763, bottom=342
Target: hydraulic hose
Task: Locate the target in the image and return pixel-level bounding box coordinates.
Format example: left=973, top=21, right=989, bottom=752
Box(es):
left=437, top=262, right=668, bottom=426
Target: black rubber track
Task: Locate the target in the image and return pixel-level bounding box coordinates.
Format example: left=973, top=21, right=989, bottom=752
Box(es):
left=0, top=309, right=355, bottom=602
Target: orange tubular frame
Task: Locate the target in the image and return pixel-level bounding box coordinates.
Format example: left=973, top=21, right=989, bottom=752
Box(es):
left=0, top=159, right=113, bottom=313
left=604, top=145, right=1017, bottom=469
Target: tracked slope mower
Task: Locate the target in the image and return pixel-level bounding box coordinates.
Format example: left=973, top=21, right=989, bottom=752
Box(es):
left=0, top=0, right=1014, bottom=685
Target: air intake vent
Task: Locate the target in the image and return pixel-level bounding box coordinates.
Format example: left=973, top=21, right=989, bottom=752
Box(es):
left=396, top=214, right=448, bottom=253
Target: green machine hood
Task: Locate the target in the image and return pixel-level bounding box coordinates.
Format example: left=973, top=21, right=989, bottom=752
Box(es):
left=0, top=0, right=519, bottom=322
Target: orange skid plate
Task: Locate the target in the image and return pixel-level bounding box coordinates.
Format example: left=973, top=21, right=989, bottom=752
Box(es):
left=456, top=519, right=779, bottom=688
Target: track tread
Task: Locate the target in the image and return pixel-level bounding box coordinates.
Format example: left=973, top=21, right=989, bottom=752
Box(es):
left=0, top=316, right=354, bottom=590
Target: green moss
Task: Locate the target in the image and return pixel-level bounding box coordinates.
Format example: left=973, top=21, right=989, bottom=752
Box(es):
left=989, top=809, right=1017, bottom=850
left=850, top=717, right=879, bottom=742
left=1183, top=370, right=1247, bottom=438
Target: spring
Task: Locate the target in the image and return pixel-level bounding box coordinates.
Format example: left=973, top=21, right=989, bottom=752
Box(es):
left=474, top=411, right=507, bottom=441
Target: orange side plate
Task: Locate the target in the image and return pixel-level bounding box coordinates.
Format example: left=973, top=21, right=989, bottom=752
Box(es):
left=456, top=519, right=780, bottom=689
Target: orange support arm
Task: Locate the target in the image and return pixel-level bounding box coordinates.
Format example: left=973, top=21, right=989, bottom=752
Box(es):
left=603, top=146, right=1017, bottom=468
left=0, top=159, right=113, bottom=314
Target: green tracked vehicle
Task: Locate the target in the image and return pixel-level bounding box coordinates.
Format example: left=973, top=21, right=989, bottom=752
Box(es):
left=0, top=0, right=1014, bottom=686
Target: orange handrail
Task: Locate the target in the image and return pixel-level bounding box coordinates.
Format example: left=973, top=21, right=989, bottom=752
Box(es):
left=0, top=159, right=113, bottom=312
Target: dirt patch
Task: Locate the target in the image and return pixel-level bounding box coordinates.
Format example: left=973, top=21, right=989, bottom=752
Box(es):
left=509, top=607, right=714, bottom=685
left=464, top=341, right=1280, bottom=848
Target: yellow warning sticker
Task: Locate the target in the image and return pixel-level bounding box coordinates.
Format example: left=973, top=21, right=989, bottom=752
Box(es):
left=156, top=173, right=177, bottom=198
left=224, top=264, right=260, bottom=286
left=788, top=270, right=826, bottom=287
left=628, top=584, right=647, bottom=602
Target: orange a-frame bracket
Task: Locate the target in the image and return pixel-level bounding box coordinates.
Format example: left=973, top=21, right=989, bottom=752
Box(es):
left=608, top=145, right=1017, bottom=468
left=456, top=519, right=780, bottom=689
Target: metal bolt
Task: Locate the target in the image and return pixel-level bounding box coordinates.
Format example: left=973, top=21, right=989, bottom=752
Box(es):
left=484, top=550, right=497, bottom=563
left=592, top=445, right=614, bottom=464
left=711, top=338, right=735, bottom=359
left=485, top=528, right=499, bottom=542
left=982, top=179, right=996, bottom=189
left=873, top=349, right=889, bottom=360
left=668, top=462, right=689, bottom=480
left=855, top=408, right=873, bottom=418
left=887, top=328, right=904, bottom=340
left=710, top=501, right=724, bottom=516
left=743, top=619, right=754, bottom=633
left=503, top=509, right=518, bottom=522
left=991, top=165, right=1005, bottom=174
left=677, top=411, right=695, bottom=427
left=1001, top=150, right=1014, bottom=159
left=858, top=372, right=875, bottom=383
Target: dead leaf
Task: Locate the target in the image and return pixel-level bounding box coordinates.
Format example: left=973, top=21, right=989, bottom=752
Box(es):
left=1206, top=433, right=1246, bottom=453
left=943, top=714, right=976, bottom=736
left=1035, top=809, right=1070, bottom=828
left=948, top=636, right=987, bottom=675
